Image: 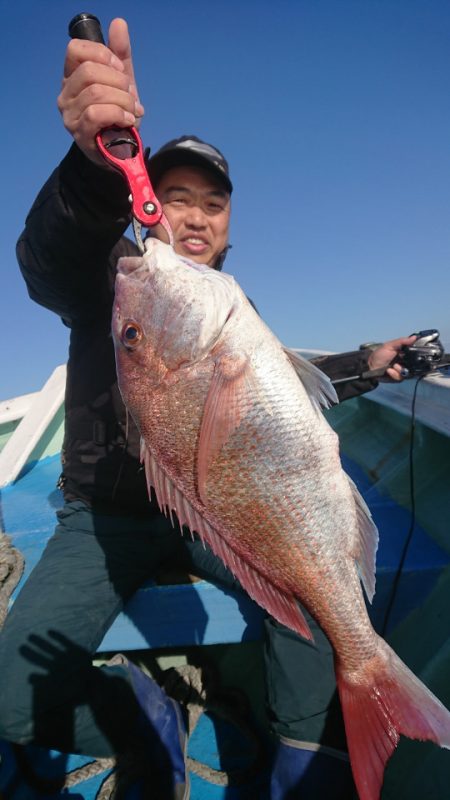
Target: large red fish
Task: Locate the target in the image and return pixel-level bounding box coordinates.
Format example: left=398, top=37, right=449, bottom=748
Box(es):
left=112, top=239, right=450, bottom=799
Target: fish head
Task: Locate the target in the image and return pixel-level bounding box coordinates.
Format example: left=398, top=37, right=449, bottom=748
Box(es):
left=112, top=239, right=239, bottom=400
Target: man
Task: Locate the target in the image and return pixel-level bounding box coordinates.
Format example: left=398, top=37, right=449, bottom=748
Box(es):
left=0, top=18, right=415, bottom=800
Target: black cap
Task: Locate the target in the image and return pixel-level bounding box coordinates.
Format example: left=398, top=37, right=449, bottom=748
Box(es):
left=147, top=135, right=233, bottom=194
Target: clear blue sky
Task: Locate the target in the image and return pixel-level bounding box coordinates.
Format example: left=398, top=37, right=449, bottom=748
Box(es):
left=3, top=0, right=450, bottom=398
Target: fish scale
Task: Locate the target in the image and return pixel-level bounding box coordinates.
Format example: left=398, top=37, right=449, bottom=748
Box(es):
left=112, top=239, right=450, bottom=800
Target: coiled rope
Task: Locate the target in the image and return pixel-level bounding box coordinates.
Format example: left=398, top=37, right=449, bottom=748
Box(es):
left=0, top=532, right=24, bottom=629
left=163, top=663, right=266, bottom=787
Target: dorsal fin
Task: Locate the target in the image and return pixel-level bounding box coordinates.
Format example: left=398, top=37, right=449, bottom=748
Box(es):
left=142, top=443, right=314, bottom=641
left=283, top=347, right=338, bottom=410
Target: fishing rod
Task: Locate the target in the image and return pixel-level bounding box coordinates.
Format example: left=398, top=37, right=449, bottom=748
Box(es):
left=331, top=328, right=450, bottom=636
left=331, top=329, right=450, bottom=385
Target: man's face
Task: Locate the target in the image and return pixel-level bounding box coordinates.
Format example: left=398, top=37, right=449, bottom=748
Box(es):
left=154, top=165, right=231, bottom=268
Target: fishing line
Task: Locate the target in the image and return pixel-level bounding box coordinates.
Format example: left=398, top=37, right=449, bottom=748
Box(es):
left=380, top=373, right=426, bottom=636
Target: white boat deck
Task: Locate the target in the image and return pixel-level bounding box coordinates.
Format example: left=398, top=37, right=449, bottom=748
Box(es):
left=0, top=366, right=66, bottom=488
left=368, top=370, right=450, bottom=437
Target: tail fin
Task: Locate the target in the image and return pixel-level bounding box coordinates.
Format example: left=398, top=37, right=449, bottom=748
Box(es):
left=336, top=638, right=450, bottom=800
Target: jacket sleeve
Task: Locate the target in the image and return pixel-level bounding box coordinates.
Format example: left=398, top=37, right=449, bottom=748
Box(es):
left=16, top=144, right=138, bottom=326
left=311, top=350, right=379, bottom=402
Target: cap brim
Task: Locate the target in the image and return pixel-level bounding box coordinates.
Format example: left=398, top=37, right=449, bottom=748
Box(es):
left=148, top=148, right=233, bottom=194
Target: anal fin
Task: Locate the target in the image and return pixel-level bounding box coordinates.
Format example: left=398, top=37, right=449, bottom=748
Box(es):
left=348, top=477, right=378, bottom=603
left=142, top=444, right=313, bottom=641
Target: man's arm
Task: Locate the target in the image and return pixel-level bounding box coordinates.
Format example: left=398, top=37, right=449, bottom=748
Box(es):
left=16, top=19, right=143, bottom=326
left=16, top=144, right=136, bottom=325
left=311, top=350, right=378, bottom=402
left=312, top=336, right=416, bottom=402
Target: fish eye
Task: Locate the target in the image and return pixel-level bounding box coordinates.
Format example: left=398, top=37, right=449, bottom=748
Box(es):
left=121, top=321, right=143, bottom=348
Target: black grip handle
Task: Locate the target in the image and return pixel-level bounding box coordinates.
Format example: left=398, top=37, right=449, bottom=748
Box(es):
left=68, top=13, right=105, bottom=43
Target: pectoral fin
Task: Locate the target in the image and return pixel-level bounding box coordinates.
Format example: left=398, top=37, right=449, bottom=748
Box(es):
left=197, top=354, right=257, bottom=504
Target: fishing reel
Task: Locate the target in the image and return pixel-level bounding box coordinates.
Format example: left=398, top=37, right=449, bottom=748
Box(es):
left=399, top=329, right=446, bottom=377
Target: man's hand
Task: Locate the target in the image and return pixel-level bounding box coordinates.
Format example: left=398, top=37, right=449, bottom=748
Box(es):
left=57, top=18, right=144, bottom=166
left=367, top=335, right=417, bottom=381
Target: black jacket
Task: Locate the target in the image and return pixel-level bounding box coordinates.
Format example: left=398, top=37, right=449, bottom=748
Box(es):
left=17, top=144, right=378, bottom=514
